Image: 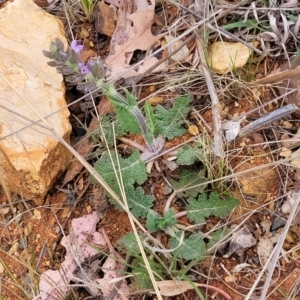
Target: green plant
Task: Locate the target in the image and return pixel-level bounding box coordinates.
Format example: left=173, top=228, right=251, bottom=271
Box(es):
left=143, top=192, right=238, bottom=260
left=78, top=0, right=96, bottom=22
left=44, top=38, right=239, bottom=297
left=93, top=150, right=153, bottom=218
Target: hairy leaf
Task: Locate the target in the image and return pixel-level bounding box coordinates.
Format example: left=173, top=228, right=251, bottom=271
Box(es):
left=144, top=101, right=159, bottom=144
left=155, top=96, right=192, bottom=139
left=99, top=115, right=127, bottom=146
left=104, top=86, right=142, bottom=134
left=93, top=150, right=153, bottom=217
left=169, top=232, right=206, bottom=260
left=171, top=168, right=208, bottom=198
left=177, top=142, right=203, bottom=165
left=126, top=186, right=153, bottom=218
left=119, top=232, right=141, bottom=254
left=187, top=192, right=239, bottom=224
left=94, top=150, right=147, bottom=191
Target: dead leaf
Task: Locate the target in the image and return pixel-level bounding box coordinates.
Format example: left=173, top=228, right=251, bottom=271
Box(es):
left=164, top=34, right=189, bottom=62
left=102, top=0, right=121, bottom=7
left=279, top=147, right=292, bottom=158
left=281, top=127, right=300, bottom=148
left=39, top=213, right=107, bottom=300
left=291, top=148, right=300, bottom=169
left=281, top=188, right=300, bottom=225
left=223, top=226, right=256, bottom=258
left=257, top=220, right=279, bottom=266
left=156, top=280, right=232, bottom=299
left=106, top=0, right=166, bottom=80
left=94, top=1, right=117, bottom=37
left=156, top=280, right=196, bottom=296
left=207, top=41, right=259, bottom=74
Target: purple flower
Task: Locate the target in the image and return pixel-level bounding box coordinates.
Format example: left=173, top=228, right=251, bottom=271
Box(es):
left=71, top=40, right=83, bottom=53
left=79, top=62, right=90, bottom=75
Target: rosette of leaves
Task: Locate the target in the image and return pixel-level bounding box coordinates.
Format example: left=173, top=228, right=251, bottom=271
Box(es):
left=146, top=209, right=177, bottom=236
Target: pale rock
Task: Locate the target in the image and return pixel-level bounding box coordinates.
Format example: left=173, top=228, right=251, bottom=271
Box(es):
left=0, top=0, right=72, bottom=204
left=207, top=41, right=259, bottom=74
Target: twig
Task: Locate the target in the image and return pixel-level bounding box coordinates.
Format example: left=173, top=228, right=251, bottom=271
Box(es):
left=196, top=37, right=224, bottom=158
left=239, top=104, right=298, bottom=137
left=191, top=107, right=212, bottom=132
left=247, top=65, right=300, bottom=86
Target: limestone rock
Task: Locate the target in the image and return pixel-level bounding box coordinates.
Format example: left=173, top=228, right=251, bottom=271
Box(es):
left=0, top=0, right=72, bottom=204
left=207, top=41, right=259, bottom=74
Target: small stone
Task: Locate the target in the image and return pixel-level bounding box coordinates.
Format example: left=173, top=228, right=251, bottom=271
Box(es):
left=18, top=237, right=28, bottom=250
left=225, top=275, right=234, bottom=283
left=86, top=205, right=93, bottom=214
left=33, top=209, right=41, bottom=220
left=8, top=242, right=19, bottom=255
left=0, top=262, right=4, bottom=273
left=0, top=207, right=10, bottom=215
left=24, top=224, right=33, bottom=237
left=207, top=41, right=259, bottom=74
left=282, top=121, right=293, bottom=129
left=252, top=133, right=264, bottom=143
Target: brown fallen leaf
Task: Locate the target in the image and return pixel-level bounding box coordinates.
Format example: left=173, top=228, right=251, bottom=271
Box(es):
left=156, top=280, right=231, bottom=299
left=164, top=34, right=189, bottom=62
left=63, top=98, right=112, bottom=185
left=106, top=0, right=166, bottom=80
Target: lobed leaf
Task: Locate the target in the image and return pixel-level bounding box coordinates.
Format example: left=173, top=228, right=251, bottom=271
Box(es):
left=171, top=168, right=208, bottom=198
left=104, top=86, right=141, bottom=134
left=176, top=142, right=203, bottom=165
left=187, top=192, right=239, bottom=224
left=155, top=96, right=192, bottom=139
left=126, top=186, right=154, bottom=218
left=169, top=232, right=206, bottom=260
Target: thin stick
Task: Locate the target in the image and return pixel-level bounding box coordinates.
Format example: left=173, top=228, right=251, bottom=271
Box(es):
left=247, top=65, right=300, bottom=86
left=239, top=104, right=298, bottom=137
left=196, top=37, right=224, bottom=158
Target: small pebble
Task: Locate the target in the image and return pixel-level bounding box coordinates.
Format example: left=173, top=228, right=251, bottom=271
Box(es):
left=18, top=237, right=28, bottom=250
left=86, top=205, right=93, bottom=214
